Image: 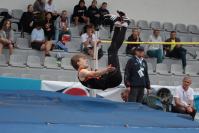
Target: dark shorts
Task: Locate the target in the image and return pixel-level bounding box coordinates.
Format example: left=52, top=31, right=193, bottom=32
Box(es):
left=31, top=42, right=43, bottom=50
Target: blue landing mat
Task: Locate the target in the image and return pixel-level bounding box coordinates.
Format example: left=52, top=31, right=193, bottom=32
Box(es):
left=0, top=90, right=198, bottom=133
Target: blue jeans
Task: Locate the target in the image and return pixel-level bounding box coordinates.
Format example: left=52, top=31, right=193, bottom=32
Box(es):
left=147, top=49, right=163, bottom=63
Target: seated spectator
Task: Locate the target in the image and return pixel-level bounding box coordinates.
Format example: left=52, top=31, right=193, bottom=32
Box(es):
left=99, top=2, right=114, bottom=35
left=72, top=0, right=89, bottom=26
left=54, top=10, right=69, bottom=41
left=126, top=28, right=141, bottom=55
left=54, top=23, right=71, bottom=52
left=19, top=4, right=34, bottom=33
left=87, top=0, right=100, bottom=29
left=172, top=76, right=196, bottom=120
left=33, top=0, right=45, bottom=13
left=44, top=12, right=55, bottom=40
left=164, top=31, right=187, bottom=70
left=31, top=21, right=53, bottom=56
left=45, top=0, right=57, bottom=16
left=0, top=20, right=14, bottom=55
left=81, top=24, right=103, bottom=58
left=146, top=29, right=163, bottom=63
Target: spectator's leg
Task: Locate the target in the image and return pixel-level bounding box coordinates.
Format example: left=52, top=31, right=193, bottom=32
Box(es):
left=179, top=48, right=187, bottom=69
left=74, top=17, right=79, bottom=26
left=0, top=43, right=3, bottom=55
left=45, top=41, right=53, bottom=56
left=8, top=44, right=13, bottom=55
left=157, top=49, right=163, bottom=63
left=128, top=88, right=139, bottom=102
left=55, top=30, right=60, bottom=41
left=172, top=106, right=187, bottom=114
left=137, top=87, right=145, bottom=103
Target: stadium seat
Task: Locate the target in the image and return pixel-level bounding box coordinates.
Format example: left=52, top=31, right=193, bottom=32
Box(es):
left=44, top=57, right=59, bottom=69
left=140, top=30, right=152, bottom=42
left=147, top=62, right=155, bottom=74
left=40, top=74, right=56, bottom=81
left=61, top=57, right=73, bottom=70
left=1, top=72, right=18, bottom=78
left=156, top=63, right=170, bottom=75
left=9, top=54, right=26, bottom=67
left=149, top=74, right=158, bottom=85
left=11, top=22, right=18, bottom=32
left=179, top=36, right=192, bottom=42
left=145, top=58, right=157, bottom=69
left=101, top=43, right=110, bottom=53
left=99, top=29, right=109, bottom=39
left=0, top=54, right=8, bottom=67
left=173, top=76, right=183, bottom=86
left=98, top=57, right=108, bottom=68
left=196, top=51, right=199, bottom=59
left=157, top=75, right=173, bottom=86
left=10, top=9, right=23, bottom=22
left=187, top=25, right=199, bottom=34
left=163, top=58, right=181, bottom=70
left=170, top=64, right=184, bottom=75
left=70, top=26, right=80, bottom=38
left=57, top=70, right=77, bottom=82
left=128, top=19, right=136, bottom=29
left=175, top=23, right=187, bottom=33
left=0, top=8, right=8, bottom=13
left=15, top=38, right=30, bottom=49
left=27, top=56, right=43, bottom=68
left=137, top=20, right=150, bottom=30
left=185, top=64, right=199, bottom=76
left=13, top=32, right=22, bottom=43
left=20, top=74, right=39, bottom=80
left=150, top=21, right=161, bottom=29
left=163, top=22, right=174, bottom=31
left=67, top=38, right=81, bottom=53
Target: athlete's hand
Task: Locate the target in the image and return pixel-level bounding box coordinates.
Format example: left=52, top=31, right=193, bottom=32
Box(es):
left=121, top=88, right=130, bottom=102
left=186, top=106, right=193, bottom=113
left=106, top=65, right=115, bottom=73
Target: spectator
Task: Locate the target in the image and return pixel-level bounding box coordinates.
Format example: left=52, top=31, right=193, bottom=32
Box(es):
left=54, top=10, right=69, bottom=41
left=146, top=29, right=163, bottom=63
left=172, top=76, right=196, bottom=120
left=124, top=46, right=150, bottom=103
left=87, top=0, right=100, bottom=29
left=45, top=0, right=57, bottom=16
left=19, top=4, right=34, bottom=33
left=126, top=28, right=141, bottom=55
left=99, top=2, right=114, bottom=35
left=33, top=0, right=46, bottom=13
left=81, top=24, right=97, bottom=57
left=44, top=12, right=55, bottom=40
left=72, top=0, right=89, bottom=26
left=165, top=31, right=187, bottom=70
left=31, top=21, right=53, bottom=56
left=2, top=19, right=14, bottom=43
left=55, top=23, right=71, bottom=52
left=0, top=20, right=14, bottom=55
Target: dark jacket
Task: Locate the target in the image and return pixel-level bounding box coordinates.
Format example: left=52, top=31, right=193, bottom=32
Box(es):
left=99, top=8, right=109, bottom=18
left=87, top=6, right=99, bottom=18
left=19, top=12, right=34, bottom=33
left=73, top=5, right=87, bottom=17
left=124, top=56, right=150, bottom=89
left=126, top=35, right=142, bottom=55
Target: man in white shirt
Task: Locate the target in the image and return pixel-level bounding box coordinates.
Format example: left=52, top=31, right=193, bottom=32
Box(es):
left=31, top=22, right=53, bottom=56
left=172, top=76, right=196, bottom=120
left=81, top=24, right=99, bottom=57
left=146, top=29, right=163, bottom=63
left=45, top=0, right=57, bottom=15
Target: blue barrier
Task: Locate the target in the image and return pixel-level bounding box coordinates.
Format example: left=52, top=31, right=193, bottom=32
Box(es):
left=0, top=76, right=41, bottom=90
left=0, top=90, right=198, bottom=133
